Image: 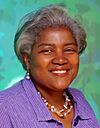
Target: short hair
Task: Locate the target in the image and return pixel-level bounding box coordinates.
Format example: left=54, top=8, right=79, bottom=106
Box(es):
left=14, top=5, right=87, bottom=70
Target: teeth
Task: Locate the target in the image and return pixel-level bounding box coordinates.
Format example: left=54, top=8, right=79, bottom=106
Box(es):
left=52, top=70, right=66, bottom=74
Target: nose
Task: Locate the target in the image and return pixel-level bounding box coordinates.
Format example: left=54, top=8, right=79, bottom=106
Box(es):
left=52, top=52, right=68, bottom=65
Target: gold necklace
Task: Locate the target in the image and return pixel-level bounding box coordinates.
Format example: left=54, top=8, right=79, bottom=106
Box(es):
left=38, top=91, right=73, bottom=118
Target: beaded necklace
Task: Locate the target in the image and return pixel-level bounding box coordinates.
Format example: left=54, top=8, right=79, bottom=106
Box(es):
left=38, top=91, right=73, bottom=118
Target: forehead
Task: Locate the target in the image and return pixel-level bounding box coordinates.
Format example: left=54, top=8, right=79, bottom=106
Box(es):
left=34, top=26, right=77, bottom=47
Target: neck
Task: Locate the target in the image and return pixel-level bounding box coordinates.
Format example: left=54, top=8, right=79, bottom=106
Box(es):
left=36, top=86, right=66, bottom=109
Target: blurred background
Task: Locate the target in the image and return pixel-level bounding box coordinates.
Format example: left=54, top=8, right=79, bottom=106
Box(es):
left=0, top=0, right=100, bottom=121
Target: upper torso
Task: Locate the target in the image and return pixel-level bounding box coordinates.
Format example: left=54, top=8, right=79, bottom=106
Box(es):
left=0, top=78, right=99, bottom=128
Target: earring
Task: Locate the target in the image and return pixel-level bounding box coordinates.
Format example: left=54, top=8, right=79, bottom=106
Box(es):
left=26, top=72, right=30, bottom=80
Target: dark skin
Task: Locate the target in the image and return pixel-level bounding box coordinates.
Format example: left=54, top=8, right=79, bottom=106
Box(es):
left=24, top=26, right=79, bottom=128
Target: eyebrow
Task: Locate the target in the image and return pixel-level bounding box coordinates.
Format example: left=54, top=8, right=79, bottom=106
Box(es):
left=64, top=43, right=77, bottom=46
left=37, top=43, right=55, bottom=48
left=37, top=42, right=77, bottom=48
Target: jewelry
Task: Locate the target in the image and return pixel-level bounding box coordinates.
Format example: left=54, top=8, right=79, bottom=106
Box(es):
left=38, top=91, right=73, bottom=118
left=26, top=72, right=30, bottom=80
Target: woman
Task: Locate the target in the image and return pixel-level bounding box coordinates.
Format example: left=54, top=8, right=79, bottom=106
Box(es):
left=0, top=5, right=99, bottom=128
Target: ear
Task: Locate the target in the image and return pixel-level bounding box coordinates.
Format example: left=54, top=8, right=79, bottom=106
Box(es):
left=23, top=53, right=30, bottom=71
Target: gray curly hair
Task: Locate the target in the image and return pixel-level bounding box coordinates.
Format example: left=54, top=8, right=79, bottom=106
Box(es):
left=14, top=4, right=87, bottom=70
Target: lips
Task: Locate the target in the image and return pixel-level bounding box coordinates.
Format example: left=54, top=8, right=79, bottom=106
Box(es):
left=50, top=69, right=71, bottom=77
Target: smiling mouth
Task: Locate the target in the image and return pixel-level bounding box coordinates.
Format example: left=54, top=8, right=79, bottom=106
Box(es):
left=50, top=69, right=71, bottom=77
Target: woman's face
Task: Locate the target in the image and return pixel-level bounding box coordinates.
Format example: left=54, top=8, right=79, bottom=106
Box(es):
left=26, top=26, right=79, bottom=92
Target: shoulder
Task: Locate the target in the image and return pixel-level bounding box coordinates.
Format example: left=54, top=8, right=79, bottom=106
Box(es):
left=68, top=88, right=94, bottom=113
left=68, top=87, right=84, bottom=95
left=68, top=87, right=87, bottom=101
left=0, top=79, right=24, bottom=106
left=68, top=87, right=92, bottom=108
left=68, top=88, right=100, bottom=126
left=0, top=79, right=26, bottom=127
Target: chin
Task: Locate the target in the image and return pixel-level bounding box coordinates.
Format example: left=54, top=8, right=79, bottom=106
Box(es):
left=51, top=82, right=70, bottom=91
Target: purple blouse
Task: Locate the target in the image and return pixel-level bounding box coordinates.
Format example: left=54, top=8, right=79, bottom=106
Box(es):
left=0, top=78, right=99, bottom=128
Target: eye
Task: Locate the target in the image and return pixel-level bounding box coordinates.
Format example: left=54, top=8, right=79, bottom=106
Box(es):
left=39, top=49, right=53, bottom=55
left=64, top=48, right=77, bottom=53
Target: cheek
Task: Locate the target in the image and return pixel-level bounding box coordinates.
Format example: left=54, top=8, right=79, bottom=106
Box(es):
left=70, top=55, right=79, bottom=74
left=30, top=56, right=50, bottom=70
left=69, top=55, right=79, bottom=80
left=70, top=55, right=79, bottom=69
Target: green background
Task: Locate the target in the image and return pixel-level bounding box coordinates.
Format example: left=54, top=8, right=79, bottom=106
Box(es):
left=0, top=0, right=100, bottom=121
